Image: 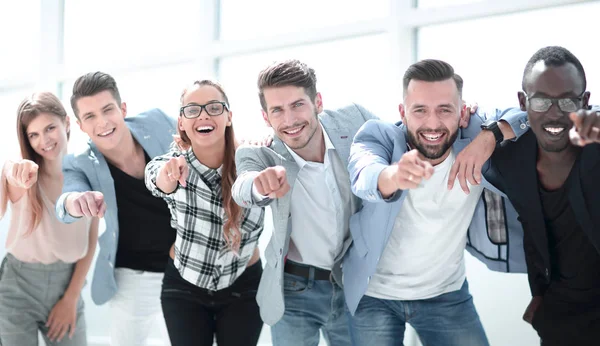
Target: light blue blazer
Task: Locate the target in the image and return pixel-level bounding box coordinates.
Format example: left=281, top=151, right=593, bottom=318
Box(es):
left=55, top=109, right=176, bottom=305
left=232, top=104, right=376, bottom=325
left=343, top=108, right=530, bottom=315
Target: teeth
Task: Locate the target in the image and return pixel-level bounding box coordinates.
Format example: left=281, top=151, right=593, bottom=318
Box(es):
left=99, top=129, right=114, bottom=137
left=544, top=127, right=565, bottom=135
left=196, top=126, right=214, bottom=131
left=422, top=133, right=442, bottom=140
left=285, top=127, right=302, bottom=134
left=42, top=144, right=56, bottom=151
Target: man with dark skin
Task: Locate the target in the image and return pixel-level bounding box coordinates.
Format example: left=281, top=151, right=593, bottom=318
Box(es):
left=487, top=46, right=600, bottom=345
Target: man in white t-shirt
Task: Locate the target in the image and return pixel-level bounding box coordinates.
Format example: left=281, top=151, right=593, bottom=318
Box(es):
left=344, top=59, right=528, bottom=346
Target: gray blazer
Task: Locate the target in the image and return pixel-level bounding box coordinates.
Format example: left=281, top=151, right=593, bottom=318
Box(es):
left=55, top=109, right=177, bottom=305
left=232, top=103, right=376, bottom=325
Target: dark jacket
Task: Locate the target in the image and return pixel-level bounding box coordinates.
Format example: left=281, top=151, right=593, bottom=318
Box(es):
left=487, top=131, right=600, bottom=296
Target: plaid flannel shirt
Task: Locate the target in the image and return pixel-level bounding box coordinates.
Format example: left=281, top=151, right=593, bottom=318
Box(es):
left=482, top=189, right=507, bottom=244
left=145, top=145, right=264, bottom=290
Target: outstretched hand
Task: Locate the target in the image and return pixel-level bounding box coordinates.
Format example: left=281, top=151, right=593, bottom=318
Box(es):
left=254, top=166, right=290, bottom=199
left=569, top=110, right=600, bottom=146
left=389, top=149, right=434, bottom=190
left=6, top=159, right=39, bottom=189
left=159, top=156, right=189, bottom=188
left=67, top=191, right=106, bottom=218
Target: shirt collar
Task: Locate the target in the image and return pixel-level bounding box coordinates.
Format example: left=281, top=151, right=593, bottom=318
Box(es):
left=284, top=122, right=334, bottom=168
left=184, top=149, right=222, bottom=184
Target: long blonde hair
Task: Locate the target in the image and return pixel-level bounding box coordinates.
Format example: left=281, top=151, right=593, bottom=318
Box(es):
left=10, top=92, right=69, bottom=233
left=177, top=80, right=242, bottom=252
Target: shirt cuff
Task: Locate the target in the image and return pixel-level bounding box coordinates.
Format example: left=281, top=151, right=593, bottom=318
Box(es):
left=251, top=183, right=268, bottom=202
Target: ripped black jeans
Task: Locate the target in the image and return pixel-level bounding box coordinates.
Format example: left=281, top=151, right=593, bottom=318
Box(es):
left=160, top=258, right=263, bottom=346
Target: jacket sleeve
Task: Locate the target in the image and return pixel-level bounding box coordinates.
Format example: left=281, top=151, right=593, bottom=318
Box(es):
left=462, top=107, right=529, bottom=141
left=232, top=146, right=275, bottom=209
left=348, top=120, right=402, bottom=203
left=144, top=144, right=180, bottom=201
left=56, top=154, right=91, bottom=224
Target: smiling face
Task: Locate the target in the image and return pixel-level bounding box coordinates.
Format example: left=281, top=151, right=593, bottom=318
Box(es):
left=261, top=85, right=323, bottom=150
left=400, top=78, right=466, bottom=164
left=75, top=90, right=128, bottom=153
left=26, top=112, right=70, bottom=163
left=519, top=61, right=589, bottom=153
left=178, top=84, right=232, bottom=150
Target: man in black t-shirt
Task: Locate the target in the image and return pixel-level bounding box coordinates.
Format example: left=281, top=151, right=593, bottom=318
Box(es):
left=56, top=72, right=176, bottom=346
left=486, top=46, right=600, bottom=345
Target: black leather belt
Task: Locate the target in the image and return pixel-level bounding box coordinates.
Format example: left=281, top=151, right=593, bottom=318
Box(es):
left=284, top=261, right=331, bottom=281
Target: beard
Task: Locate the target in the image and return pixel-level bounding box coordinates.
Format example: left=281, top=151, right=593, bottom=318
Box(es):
left=407, top=128, right=459, bottom=160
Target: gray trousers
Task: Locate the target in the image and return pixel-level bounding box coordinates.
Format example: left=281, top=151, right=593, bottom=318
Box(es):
left=0, top=253, right=86, bottom=346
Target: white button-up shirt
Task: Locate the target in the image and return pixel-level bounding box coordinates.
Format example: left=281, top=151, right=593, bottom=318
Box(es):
left=252, top=124, right=354, bottom=270
left=284, top=125, right=353, bottom=270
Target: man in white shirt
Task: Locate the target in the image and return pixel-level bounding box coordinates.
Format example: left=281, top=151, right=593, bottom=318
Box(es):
left=232, top=59, right=376, bottom=346
left=345, top=59, right=526, bottom=346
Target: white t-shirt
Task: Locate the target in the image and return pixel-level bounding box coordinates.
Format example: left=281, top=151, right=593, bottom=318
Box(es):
left=366, top=149, right=484, bottom=300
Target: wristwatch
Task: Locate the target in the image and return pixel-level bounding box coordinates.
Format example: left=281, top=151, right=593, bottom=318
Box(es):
left=481, top=119, right=504, bottom=144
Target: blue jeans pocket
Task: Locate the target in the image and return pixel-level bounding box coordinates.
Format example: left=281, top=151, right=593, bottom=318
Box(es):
left=283, top=273, right=308, bottom=295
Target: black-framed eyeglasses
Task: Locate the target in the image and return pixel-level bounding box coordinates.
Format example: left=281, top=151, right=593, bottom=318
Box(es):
left=180, top=101, right=228, bottom=118
left=525, top=92, right=585, bottom=113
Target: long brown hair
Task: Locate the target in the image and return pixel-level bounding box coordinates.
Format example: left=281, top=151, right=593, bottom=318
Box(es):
left=177, top=80, right=242, bottom=252
left=14, top=92, right=69, bottom=233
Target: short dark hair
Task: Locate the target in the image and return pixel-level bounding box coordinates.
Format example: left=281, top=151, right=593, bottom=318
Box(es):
left=522, top=46, right=586, bottom=92
left=403, top=59, right=463, bottom=98
left=257, top=59, right=317, bottom=111
left=70, top=71, right=122, bottom=118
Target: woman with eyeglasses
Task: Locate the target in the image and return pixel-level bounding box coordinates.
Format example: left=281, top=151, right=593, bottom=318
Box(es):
left=0, top=92, right=98, bottom=346
left=145, top=80, right=265, bottom=346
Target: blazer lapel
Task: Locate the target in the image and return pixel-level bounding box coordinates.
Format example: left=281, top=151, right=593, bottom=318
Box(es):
left=496, top=133, right=549, bottom=260
left=270, top=137, right=299, bottom=232
left=271, top=137, right=299, bottom=186
left=88, top=142, right=118, bottom=232
left=88, top=142, right=115, bottom=191
left=320, top=117, right=352, bottom=166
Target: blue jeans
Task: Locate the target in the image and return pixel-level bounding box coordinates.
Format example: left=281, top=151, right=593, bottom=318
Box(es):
left=271, top=271, right=352, bottom=346
left=347, top=280, right=489, bottom=346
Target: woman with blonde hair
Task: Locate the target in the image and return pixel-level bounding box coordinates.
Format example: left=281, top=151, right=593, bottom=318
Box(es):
left=145, top=80, right=265, bottom=346
left=0, top=92, right=98, bottom=346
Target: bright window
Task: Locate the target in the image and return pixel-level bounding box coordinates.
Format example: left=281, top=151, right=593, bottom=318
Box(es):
left=0, top=1, right=40, bottom=83
left=418, top=2, right=600, bottom=108
left=63, top=0, right=205, bottom=71
left=219, top=0, right=389, bottom=41
left=0, top=90, right=35, bottom=161
left=418, top=0, right=484, bottom=8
